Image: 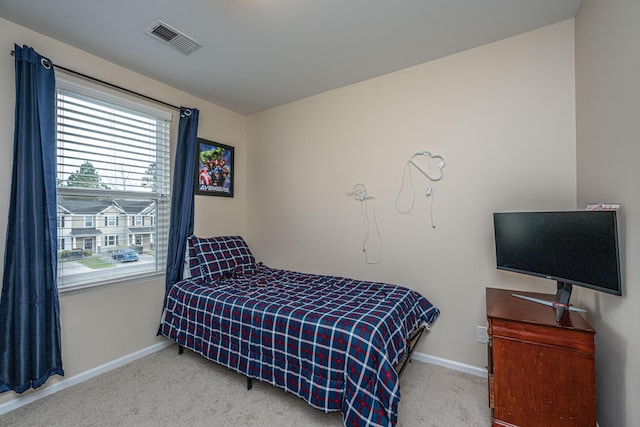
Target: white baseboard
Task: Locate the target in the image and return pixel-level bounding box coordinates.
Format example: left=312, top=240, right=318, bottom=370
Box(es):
left=0, top=340, right=173, bottom=416
left=412, top=351, right=488, bottom=378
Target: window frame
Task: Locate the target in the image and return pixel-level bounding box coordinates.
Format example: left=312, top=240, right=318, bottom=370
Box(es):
left=105, top=235, right=118, bottom=247
left=104, top=215, right=116, bottom=227
left=55, top=78, right=173, bottom=292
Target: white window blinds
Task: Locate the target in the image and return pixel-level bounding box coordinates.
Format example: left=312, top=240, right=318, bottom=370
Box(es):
left=56, top=80, right=172, bottom=290
left=56, top=87, right=170, bottom=193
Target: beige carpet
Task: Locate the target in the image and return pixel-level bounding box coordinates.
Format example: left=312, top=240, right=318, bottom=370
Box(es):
left=0, top=344, right=491, bottom=426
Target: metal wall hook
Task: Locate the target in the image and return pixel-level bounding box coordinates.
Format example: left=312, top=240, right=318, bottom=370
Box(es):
left=408, top=151, right=445, bottom=182
left=396, top=150, right=446, bottom=229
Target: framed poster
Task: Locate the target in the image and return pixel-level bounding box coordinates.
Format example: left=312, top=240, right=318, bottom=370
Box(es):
left=195, top=138, right=234, bottom=197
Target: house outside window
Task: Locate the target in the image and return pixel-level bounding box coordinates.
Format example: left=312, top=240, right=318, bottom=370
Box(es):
left=56, top=79, right=171, bottom=290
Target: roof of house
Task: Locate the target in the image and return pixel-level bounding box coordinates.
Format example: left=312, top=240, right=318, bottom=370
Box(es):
left=115, top=200, right=155, bottom=215
left=58, top=198, right=154, bottom=215
left=69, top=228, right=104, bottom=237
left=58, top=198, right=114, bottom=215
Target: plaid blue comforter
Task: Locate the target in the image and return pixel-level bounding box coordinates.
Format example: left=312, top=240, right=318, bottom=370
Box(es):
left=160, top=264, right=439, bottom=426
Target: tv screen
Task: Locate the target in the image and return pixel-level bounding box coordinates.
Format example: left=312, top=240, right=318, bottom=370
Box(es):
left=493, top=210, right=622, bottom=296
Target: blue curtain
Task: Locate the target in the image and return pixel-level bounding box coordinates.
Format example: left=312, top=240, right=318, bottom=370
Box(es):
left=0, top=45, right=63, bottom=393
left=164, top=108, right=200, bottom=295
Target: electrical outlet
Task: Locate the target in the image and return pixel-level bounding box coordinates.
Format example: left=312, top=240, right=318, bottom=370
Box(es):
left=476, top=325, right=488, bottom=344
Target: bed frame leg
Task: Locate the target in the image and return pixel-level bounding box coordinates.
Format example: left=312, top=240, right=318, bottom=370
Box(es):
left=178, top=345, right=184, bottom=355
left=247, top=377, right=253, bottom=390
left=397, top=325, right=426, bottom=377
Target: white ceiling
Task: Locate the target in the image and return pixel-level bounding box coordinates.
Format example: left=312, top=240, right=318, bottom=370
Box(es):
left=0, top=0, right=582, bottom=115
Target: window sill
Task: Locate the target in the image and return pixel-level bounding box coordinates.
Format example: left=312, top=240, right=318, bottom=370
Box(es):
left=58, top=271, right=165, bottom=294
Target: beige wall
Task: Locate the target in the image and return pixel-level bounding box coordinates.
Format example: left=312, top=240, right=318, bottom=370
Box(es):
left=246, top=20, right=577, bottom=367
left=0, top=17, right=246, bottom=405
left=7, top=12, right=629, bottom=423
left=576, top=1, right=640, bottom=425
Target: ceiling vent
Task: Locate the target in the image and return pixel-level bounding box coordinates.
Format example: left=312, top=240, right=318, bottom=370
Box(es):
left=145, top=20, right=202, bottom=55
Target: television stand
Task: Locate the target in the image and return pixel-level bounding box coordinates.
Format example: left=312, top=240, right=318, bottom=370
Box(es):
left=487, top=287, right=596, bottom=426
left=512, top=282, right=586, bottom=321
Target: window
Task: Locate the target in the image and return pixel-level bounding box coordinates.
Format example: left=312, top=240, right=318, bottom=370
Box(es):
left=56, top=79, right=171, bottom=290
left=105, top=235, right=118, bottom=246
left=105, top=215, right=119, bottom=227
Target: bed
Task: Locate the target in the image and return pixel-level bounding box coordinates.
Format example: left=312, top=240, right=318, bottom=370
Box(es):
left=159, top=236, right=440, bottom=426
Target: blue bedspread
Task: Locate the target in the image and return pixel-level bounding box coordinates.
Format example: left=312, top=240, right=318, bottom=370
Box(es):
left=160, top=264, right=439, bottom=426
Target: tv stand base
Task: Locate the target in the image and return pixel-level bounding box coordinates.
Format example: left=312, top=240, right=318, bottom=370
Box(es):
left=512, top=282, right=586, bottom=322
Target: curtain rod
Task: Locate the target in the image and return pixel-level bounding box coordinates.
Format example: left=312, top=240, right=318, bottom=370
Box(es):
left=10, top=50, right=181, bottom=111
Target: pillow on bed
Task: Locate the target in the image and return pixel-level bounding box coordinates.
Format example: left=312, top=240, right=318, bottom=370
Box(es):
left=189, top=235, right=257, bottom=280
left=187, top=236, right=204, bottom=279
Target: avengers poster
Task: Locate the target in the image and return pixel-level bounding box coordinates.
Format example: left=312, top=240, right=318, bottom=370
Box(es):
left=195, top=138, right=234, bottom=197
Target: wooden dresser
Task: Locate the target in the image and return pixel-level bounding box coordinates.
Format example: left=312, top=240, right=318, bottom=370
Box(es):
left=486, top=287, right=596, bottom=426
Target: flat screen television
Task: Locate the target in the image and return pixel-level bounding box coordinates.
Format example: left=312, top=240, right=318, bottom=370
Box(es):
left=493, top=210, right=622, bottom=321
